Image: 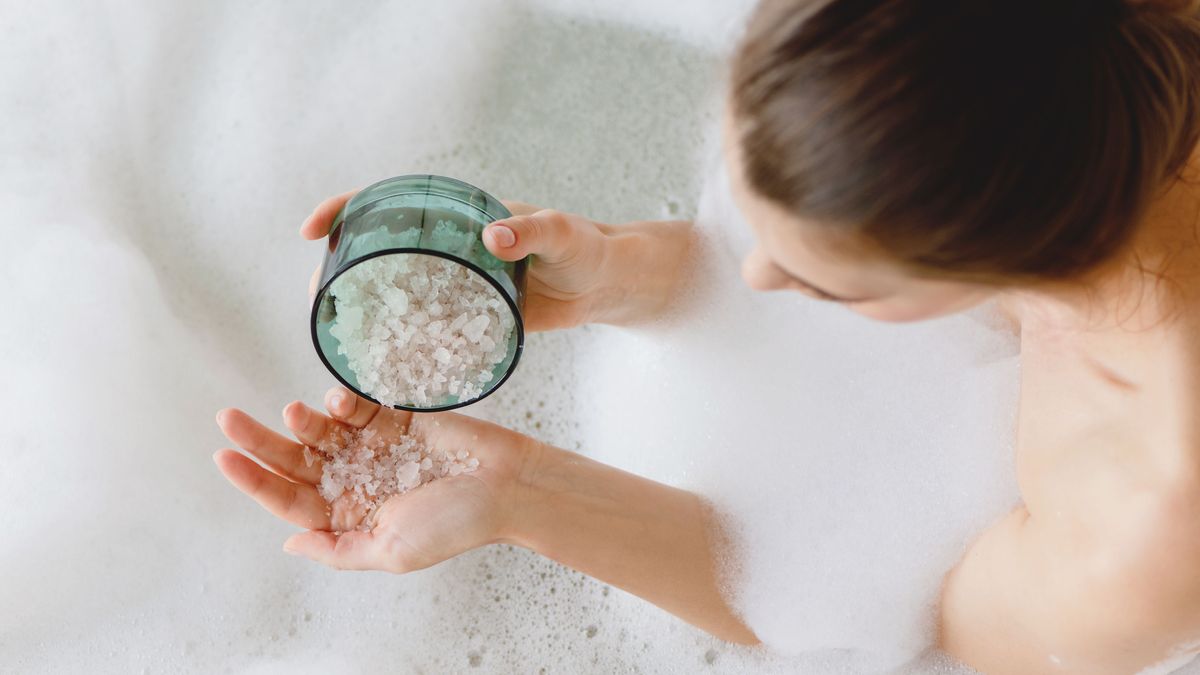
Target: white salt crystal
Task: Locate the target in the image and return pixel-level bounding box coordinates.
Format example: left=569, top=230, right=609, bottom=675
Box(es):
left=314, top=426, right=480, bottom=532
left=382, top=288, right=408, bottom=315
left=462, top=315, right=491, bottom=343
left=396, top=461, right=421, bottom=489
left=327, top=252, right=516, bottom=407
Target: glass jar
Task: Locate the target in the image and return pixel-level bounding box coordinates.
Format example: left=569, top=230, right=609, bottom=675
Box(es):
left=310, top=174, right=526, bottom=412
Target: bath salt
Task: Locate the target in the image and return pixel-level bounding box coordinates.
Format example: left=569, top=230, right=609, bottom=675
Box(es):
left=308, top=425, right=480, bottom=531
left=327, top=252, right=516, bottom=408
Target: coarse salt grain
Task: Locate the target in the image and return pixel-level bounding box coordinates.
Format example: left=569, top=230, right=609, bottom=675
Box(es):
left=312, top=426, right=479, bottom=532
left=328, top=252, right=516, bottom=408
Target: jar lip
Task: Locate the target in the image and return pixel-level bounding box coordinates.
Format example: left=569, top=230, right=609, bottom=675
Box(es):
left=345, top=174, right=511, bottom=225
left=309, top=247, right=526, bottom=413
left=360, top=173, right=485, bottom=195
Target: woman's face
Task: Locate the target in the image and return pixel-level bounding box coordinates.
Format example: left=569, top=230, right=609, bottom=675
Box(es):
left=724, top=119, right=994, bottom=323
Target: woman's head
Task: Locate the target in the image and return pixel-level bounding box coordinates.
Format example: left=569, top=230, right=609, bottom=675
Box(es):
left=727, top=0, right=1200, bottom=321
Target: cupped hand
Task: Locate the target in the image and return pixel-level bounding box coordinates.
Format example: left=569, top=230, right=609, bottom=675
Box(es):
left=213, top=387, right=540, bottom=572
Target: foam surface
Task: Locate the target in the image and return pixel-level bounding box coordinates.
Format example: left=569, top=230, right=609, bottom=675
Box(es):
left=4, top=1, right=1195, bottom=673
left=569, top=165, right=1022, bottom=669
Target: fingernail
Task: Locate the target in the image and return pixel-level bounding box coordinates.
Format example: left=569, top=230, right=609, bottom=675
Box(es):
left=331, top=393, right=345, bottom=409
left=215, top=409, right=228, bottom=425
left=488, top=224, right=515, bottom=248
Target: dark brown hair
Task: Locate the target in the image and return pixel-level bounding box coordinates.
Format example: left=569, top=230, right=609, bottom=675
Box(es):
left=731, top=0, right=1200, bottom=282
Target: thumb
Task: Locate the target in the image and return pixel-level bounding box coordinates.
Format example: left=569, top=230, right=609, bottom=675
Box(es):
left=482, top=210, right=579, bottom=263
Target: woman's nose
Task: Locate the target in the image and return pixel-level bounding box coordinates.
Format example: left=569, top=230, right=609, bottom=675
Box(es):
left=741, top=248, right=788, bottom=291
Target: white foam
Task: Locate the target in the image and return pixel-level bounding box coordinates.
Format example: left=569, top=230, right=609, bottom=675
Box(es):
left=525, top=0, right=757, bottom=49
left=8, top=1, right=1188, bottom=674
left=565, top=162, right=1022, bottom=669
left=0, top=2, right=758, bottom=671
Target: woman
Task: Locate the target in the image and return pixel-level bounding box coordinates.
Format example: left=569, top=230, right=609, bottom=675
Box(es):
left=213, top=0, right=1200, bottom=672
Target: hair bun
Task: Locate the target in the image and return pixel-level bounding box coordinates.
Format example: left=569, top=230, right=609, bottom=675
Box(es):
left=1127, top=0, right=1200, bottom=17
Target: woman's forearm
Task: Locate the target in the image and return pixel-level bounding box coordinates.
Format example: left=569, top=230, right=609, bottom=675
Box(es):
left=591, top=220, right=694, bottom=327
left=503, top=443, right=758, bottom=644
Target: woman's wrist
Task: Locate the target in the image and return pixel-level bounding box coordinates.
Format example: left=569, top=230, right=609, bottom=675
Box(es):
left=492, top=438, right=555, bottom=549
left=588, top=220, right=694, bottom=326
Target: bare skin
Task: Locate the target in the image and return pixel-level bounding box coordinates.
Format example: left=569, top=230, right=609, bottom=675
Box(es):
left=938, top=174, right=1200, bottom=674
left=215, top=138, right=1200, bottom=672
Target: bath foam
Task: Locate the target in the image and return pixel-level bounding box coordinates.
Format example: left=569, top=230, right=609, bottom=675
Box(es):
left=12, top=1, right=1193, bottom=673
left=311, top=424, right=479, bottom=531
left=527, top=0, right=756, bottom=48
left=2, top=3, right=770, bottom=672
left=566, top=162, right=1023, bottom=671
left=328, top=253, right=515, bottom=408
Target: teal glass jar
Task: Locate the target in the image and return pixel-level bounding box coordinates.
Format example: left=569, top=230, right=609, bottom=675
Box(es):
left=310, top=175, right=526, bottom=412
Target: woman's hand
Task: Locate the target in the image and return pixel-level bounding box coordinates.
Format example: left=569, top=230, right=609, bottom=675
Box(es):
left=480, top=201, right=693, bottom=331
left=213, top=386, right=755, bottom=642
left=300, top=191, right=693, bottom=332
left=213, top=386, right=539, bottom=572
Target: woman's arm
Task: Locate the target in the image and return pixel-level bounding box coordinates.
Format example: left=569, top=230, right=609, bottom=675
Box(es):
left=505, top=442, right=759, bottom=644
left=216, top=392, right=755, bottom=644
left=939, top=473, right=1200, bottom=674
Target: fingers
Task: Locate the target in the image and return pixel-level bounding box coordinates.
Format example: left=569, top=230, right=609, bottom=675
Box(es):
left=299, top=189, right=358, bottom=240
left=482, top=209, right=582, bottom=263
left=282, top=400, right=339, bottom=449
left=283, top=529, right=390, bottom=571
left=323, top=386, right=387, bottom=429
left=213, top=450, right=331, bottom=530
left=216, top=408, right=322, bottom=484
